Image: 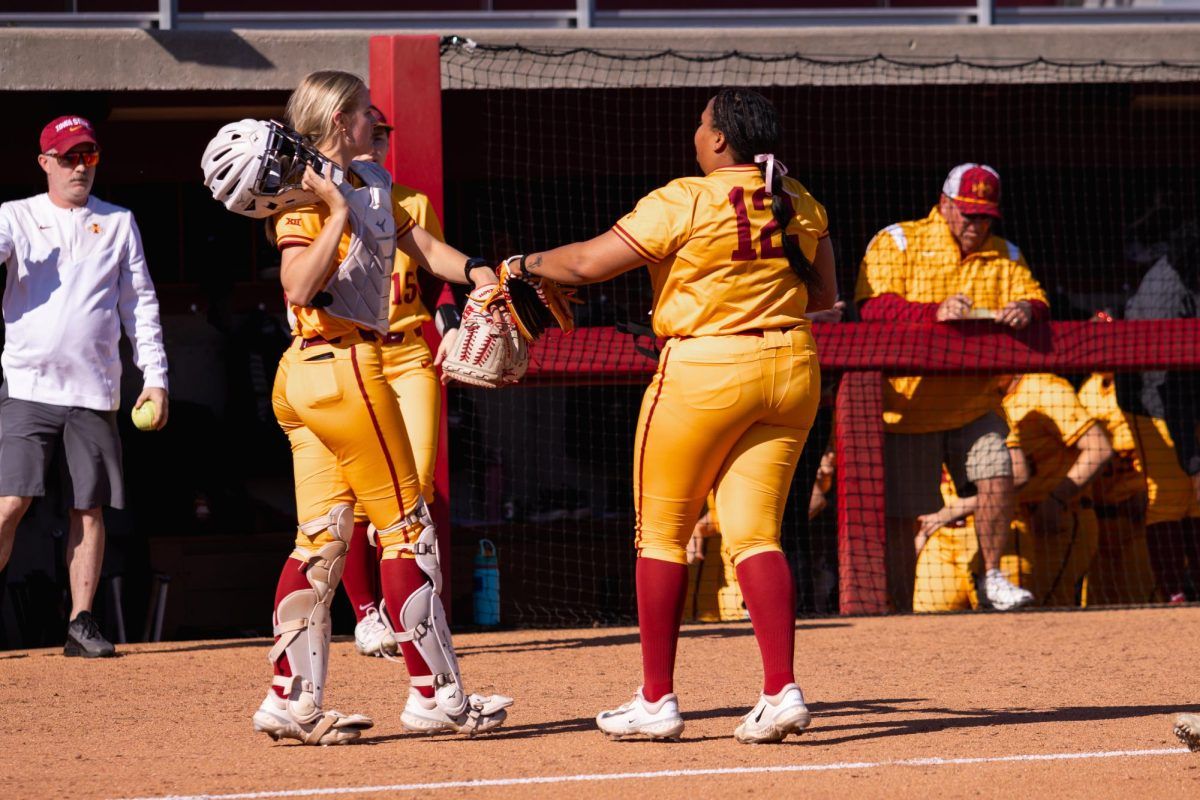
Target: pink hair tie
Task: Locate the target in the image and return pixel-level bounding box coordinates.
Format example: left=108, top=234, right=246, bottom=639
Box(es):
left=754, top=153, right=797, bottom=198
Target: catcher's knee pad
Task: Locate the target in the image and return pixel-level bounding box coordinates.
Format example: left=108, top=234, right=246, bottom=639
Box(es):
left=372, top=499, right=442, bottom=593
left=268, top=504, right=353, bottom=722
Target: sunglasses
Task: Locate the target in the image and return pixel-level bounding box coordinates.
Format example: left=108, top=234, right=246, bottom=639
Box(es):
left=44, top=150, right=100, bottom=169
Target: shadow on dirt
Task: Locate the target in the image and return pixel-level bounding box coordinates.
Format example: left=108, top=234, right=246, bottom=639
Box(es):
left=454, top=622, right=852, bottom=657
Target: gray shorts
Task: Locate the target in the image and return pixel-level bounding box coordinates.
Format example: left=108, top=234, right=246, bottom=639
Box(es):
left=884, top=411, right=1012, bottom=519
left=0, top=392, right=124, bottom=510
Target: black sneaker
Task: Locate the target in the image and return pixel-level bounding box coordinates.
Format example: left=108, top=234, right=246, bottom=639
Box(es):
left=64, top=611, right=116, bottom=658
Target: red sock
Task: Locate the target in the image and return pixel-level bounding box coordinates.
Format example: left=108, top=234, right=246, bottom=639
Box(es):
left=636, top=556, right=687, bottom=703
left=735, top=551, right=796, bottom=695
left=380, top=557, right=435, bottom=698
left=271, top=557, right=311, bottom=698
left=342, top=521, right=378, bottom=621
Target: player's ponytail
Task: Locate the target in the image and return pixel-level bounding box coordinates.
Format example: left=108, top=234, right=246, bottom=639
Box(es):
left=710, top=88, right=819, bottom=290
left=287, top=70, right=367, bottom=150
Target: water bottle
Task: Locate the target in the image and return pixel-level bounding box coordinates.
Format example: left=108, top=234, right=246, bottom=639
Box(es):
left=473, top=539, right=500, bottom=626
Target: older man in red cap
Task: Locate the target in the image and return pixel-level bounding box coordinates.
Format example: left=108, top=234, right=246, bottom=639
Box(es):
left=0, top=116, right=169, bottom=657
left=854, top=163, right=1050, bottom=613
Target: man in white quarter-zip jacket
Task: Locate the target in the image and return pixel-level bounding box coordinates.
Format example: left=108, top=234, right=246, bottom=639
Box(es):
left=0, top=115, right=169, bottom=658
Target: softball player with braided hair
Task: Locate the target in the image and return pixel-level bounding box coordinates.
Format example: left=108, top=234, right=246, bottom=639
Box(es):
left=247, top=70, right=511, bottom=745
left=509, top=88, right=836, bottom=743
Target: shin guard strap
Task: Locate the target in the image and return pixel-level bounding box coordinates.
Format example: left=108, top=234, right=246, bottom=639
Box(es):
left=268, top=617, right=309, bottom=663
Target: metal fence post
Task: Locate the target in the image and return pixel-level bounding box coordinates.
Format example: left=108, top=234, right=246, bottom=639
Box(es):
left=158, top=0, right=176, bottom=30
left=576, top=0, right=594, bottom=28
left=977, top=0, right=994, bottom=26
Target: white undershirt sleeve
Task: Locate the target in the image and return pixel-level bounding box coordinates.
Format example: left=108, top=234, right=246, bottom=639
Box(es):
left=117, top=214, right=170, bottom=391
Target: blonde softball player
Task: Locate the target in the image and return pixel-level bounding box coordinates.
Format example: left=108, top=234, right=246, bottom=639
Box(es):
left=241, top=71, right=510, bottom=745
left=508, top=88, right=837, bottom=743
left=340, top=105, right=463, bottom=658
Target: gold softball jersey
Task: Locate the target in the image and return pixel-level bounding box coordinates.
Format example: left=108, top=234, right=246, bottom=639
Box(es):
left=1003, top=374, right=1096, bottom=505
left=1077, top=374, right=1147, bottom=506
left=377, top=185, right=444, bottom=504
left=1076, top=374, right=1198, bottom=523
left=273, top=179, right=417, bottom=340
left=614, top=166, right=825, bottom=565
left=383, top=185, right=439, bottom=347
left=855, top=208, right=1048, bottom=434
left=613, top=165, right=828, bottom=338
left=271, top=186, right=423, bottom=554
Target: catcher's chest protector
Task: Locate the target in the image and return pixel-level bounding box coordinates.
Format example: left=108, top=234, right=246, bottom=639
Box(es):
left=325, top=161, right=395, bottom=333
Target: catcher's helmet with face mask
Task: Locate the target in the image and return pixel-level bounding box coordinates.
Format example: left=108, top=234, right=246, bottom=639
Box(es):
left=201, top=119, right=344, bottom=219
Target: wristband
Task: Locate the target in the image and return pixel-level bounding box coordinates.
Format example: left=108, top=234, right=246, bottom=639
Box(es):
left=464, top=256, right=490, bottom=284
left=434, top=303, right=462, bottom=336
left=501, top=254, right=526, bottom=277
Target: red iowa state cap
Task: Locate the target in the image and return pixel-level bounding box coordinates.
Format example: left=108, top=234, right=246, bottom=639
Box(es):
left=40, top=115, right=98, bottom=155
left=942, top=163, right=1001, bottom=218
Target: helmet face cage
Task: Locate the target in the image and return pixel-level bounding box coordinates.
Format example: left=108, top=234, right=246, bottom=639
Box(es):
left=255, top=121, right=339, bottom=197
left=202, top=118, right=346, bottom=219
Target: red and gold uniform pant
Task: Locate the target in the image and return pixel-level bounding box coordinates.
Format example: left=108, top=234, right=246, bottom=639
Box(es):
left=634, top=329, right=819, bottom=566
left=347, top=327, right=440, bottom=523
left=272, top=331, right=423, bottom=556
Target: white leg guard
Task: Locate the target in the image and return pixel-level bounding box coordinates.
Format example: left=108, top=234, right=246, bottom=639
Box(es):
left=398, top=580, right=468, bottom=715
left=378, top=500, right=513, bottom=735
left=256, top=505, right=372, bottom=745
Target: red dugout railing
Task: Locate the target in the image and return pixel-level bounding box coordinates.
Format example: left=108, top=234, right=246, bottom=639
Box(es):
left=520, top=319, right=1200, bottom=613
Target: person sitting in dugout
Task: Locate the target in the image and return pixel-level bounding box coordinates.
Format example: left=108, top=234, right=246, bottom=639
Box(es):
left=912, top=373, right=1113, bottom=611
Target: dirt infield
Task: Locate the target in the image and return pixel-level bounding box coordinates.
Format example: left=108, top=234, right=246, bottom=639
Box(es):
left=2, top=607, right=1198, bottom=799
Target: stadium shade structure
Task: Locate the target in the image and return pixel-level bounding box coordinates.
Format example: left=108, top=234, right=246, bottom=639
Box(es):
left=16, top=0, right=1200, bottom=31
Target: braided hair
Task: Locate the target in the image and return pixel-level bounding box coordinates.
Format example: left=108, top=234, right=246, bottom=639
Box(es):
left=709, top=88, right=819, bottom=289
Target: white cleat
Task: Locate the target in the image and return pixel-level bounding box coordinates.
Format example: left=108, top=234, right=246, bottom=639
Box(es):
left=734, top=683, right=811, bottom=744
left=252, top=692, right=373, bottom=746
left=596, top=688, right=685, bottom=740
left=981, top=569, right=1034, bottom=611
left=354, top=607, right=398, bottom=657
left=400, top=687, right=513, bottom=737
left=1175, top=713, right=1200, bottom=752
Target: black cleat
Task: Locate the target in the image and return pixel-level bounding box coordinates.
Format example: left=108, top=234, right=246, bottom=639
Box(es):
left=64, top=611, right=116, bottom=658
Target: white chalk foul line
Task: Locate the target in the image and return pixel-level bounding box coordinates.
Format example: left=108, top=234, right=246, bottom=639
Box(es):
left=121, top=747, right=1190, bottom=800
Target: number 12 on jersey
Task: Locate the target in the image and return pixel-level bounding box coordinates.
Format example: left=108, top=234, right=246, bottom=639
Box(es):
left=729, top=186, right=798, bottom=262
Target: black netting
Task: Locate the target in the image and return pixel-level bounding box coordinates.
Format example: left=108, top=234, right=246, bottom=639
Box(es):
left=440, top=41, right=1200, bottom=625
